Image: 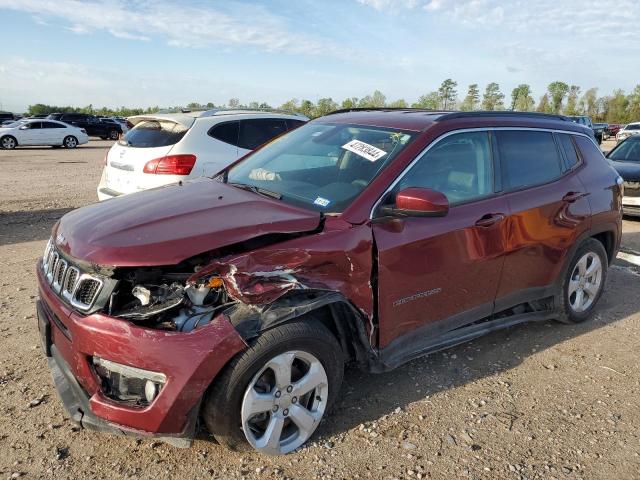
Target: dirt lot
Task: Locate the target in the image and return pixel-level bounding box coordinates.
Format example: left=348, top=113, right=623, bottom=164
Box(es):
left=1, top=140, right=640, bottom=480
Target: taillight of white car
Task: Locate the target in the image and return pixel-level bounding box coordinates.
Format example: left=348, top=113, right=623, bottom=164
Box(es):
left=143, top=154, right=197, bottom=175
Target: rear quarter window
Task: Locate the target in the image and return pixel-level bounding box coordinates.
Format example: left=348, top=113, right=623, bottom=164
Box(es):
left=497, top=130, right=563, bottom=190
left=556, top=133, right=580, bottom=170
left=208, top=121, right=240, bottom=146
left=122, top=120, right=188, bottom=148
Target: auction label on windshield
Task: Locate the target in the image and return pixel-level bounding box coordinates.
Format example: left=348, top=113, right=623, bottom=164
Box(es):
left=342, top=140, right=387, bottom=162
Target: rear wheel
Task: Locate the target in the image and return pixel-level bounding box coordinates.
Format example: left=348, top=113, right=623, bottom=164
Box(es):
left=556, top=238, right=608, bottom=323
left=63, top=136, right=78, bottom=148
left=108, top=130, right=119, bottom=140
left=203, top=320, right=343, bottom=455
left=1, top=136, right=17, bottom=149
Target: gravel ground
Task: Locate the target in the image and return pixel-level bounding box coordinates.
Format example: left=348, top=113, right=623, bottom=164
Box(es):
left=1, top=140, right=640, bottom=480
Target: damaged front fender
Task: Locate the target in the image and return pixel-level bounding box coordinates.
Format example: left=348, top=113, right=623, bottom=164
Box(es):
left=189, top=218, right=376, bottom=343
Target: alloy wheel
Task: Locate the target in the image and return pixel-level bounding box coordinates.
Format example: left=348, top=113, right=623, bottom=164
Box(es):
left=568, top=252, right=603, bottom=313
left=240, top=350, right=328, bottom=455
left=65, top=136, right=77, bottom=148
left=1, top=137, right=16, bottom=149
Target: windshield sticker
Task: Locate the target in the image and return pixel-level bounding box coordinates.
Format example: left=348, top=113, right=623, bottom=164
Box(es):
left=313, top=196, right=331, bottom=207
left=342, top=140, right=387, bottom=162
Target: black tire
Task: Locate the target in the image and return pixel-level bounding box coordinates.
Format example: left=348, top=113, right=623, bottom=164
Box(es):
left=63, top=136, right=78, bottom=149
left=202, top=320, right=344, bottom=453
left=108, top=130, right=119, bottom=140
left=100, top=136, right=108, bottom=140
left=1, top=135, right=17, bottom=149
left=556, top=238, right=608, bottom=324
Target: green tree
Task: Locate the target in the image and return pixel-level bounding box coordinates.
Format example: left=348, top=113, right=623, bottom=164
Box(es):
left=627, top=85, right=640, bottom=123
left=536, top=94, right=553, bottom=113
left=387, top=98, right=408, bottom=108
left=438, top=78, right=458, bottom=110
left=412, top=92, right=440, bottom=109
left=579, top=88, right=599, bottom=118
left=300, top=100, right=315, bottom=118
left=358, top=90, right=387, bottom=108
left=186, top=102, right=202, bottom=111
left=460, top=84, right=480, bottom=111
left=315, top=97, right=338, bottom=117
left=563, top=85, right=581, bottom=116
left=482, top=83, right=505, bottom=110
left=605, top=89, right=629, bottom=123
left=511, top=84, right=534, bottom=111
left=547, top=81, right=570, bottom=114
left=340, top=97, right=358, bottom=109
left=228, top=98, right=240, bottom=109
left=280, top=98, right=299, bottom=113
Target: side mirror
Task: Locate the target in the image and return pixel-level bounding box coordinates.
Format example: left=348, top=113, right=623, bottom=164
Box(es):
left=19, top=125, right=29, bottom=130
left=381, top=187, right=449, bottom=218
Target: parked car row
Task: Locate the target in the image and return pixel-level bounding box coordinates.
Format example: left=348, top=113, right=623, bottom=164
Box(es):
left=37, top=109, right=624, bottom=455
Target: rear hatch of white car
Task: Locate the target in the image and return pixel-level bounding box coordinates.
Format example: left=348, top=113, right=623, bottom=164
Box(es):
left=102, top=117, right=193, bottom=196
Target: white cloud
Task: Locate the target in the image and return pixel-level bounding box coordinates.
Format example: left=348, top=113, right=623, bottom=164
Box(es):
left=357, top=0, right=640, bottom=43
left=0, top=0, right=347, bottom=57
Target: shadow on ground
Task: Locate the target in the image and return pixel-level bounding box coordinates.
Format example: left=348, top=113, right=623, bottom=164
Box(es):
left=0, top=208, right=73, bottom=246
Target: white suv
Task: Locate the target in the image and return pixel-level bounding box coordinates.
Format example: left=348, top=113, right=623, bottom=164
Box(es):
left=97, top=110, right=307, bottom=201
left=616, top=122, right=640, bottom=143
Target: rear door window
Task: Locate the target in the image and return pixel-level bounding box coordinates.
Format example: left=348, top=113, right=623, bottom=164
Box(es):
left=238, top=118, right=288, bottom=150
left=496, top=130, right=563, bottom=190
left=121, top=120, right=188, bottom=148
left=208, top=121, right=239, bottom=146
left=42, top=121, right=65, bottom=129
left=287, top=119, right=306, bottom=130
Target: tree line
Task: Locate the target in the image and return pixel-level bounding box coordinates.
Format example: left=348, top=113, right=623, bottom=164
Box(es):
left=25, top=80, right=640, bottom=123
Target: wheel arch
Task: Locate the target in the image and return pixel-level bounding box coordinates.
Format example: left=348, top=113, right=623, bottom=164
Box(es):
left=226, top=290, right=377, bottom=369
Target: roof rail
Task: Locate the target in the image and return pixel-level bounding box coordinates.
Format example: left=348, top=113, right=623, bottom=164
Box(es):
left=324, top=107, right=452, bottom=116
left=199, top=107, right=306, bottom=118
left=437, top=111, right=571, bottom=122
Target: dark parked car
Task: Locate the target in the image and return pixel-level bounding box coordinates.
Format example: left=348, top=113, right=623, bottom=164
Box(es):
left=568, top=115, right=601, bottom=142
left=0, top=111, right=14, bottom=122
left=593, top=123, right=608, bottom=141
left=606, top=135, right=640, bottom=216
left=47, top=113, right=122, bottom=140
left=37, top=110, right=622, bottom=455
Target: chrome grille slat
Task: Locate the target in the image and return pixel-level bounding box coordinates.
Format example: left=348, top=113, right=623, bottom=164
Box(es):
left=41, top=240, right=104, bottom=312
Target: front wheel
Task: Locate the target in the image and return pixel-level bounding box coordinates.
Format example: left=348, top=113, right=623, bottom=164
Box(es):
left=109, top=130, right=119, bottom=140
left=63, top=136, right=78, bottom=148
left=203, top=320, right=344, bottom=455
left=1, top=136, right=17, bottom=149
left=556, top=238, right=608, bottom=323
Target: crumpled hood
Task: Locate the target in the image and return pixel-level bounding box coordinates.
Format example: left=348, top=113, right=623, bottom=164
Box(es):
left=54, top=178, right=321, bottom=266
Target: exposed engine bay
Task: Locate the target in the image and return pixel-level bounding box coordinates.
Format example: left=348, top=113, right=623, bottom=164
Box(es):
left=106, top=264, right=236, bottom=332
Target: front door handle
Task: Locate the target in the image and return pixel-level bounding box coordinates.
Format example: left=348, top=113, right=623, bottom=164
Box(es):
left=475, top=213, right=505, bottom=228
left=562, top=191, right=587, bottom=203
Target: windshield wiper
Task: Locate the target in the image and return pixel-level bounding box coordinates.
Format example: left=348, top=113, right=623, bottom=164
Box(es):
left=229, top=182, right=282, bottom=200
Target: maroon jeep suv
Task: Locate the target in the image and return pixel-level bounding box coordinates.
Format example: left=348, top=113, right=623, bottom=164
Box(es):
left=37, top=110, right=623, bottom=455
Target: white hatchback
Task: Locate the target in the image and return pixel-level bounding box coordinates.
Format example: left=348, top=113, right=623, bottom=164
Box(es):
left=0, top=119, right=89, bottom=149
left=97, top=110, right=307, bottom=201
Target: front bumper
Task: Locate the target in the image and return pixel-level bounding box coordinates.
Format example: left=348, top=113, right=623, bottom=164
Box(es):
left=36, top=263, right=246, bottom=444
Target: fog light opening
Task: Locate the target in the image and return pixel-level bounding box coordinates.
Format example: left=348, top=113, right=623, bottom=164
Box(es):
left=92, top=357, right=166, bottom=406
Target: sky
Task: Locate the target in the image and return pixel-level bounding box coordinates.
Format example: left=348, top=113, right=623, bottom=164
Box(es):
left=0, top=0, right=638, bottom=112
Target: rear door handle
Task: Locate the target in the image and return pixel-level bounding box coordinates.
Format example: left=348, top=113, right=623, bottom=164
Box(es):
left=475, top=213, right=505, bottom=227
left=562, top=191, right=587, bottom=203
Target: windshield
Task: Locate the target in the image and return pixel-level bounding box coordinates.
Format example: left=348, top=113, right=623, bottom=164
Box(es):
left=3, top=120, right=27, bottom=128
left=120, top=120, right=188, bottom=148
left=609, top=138, right=640, bottom=162
left=225, top=122, right=416, bottom=213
